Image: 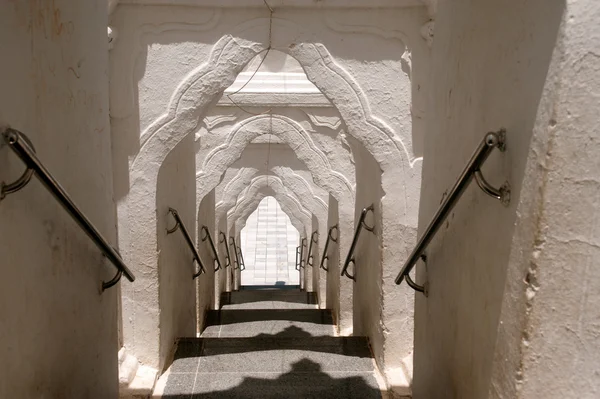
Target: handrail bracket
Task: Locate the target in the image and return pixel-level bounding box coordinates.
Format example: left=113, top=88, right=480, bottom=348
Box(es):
left=320, top=224, right=339, bottom=272
left=201, top=226, right=222, bottom=272
left=395, top=130, right=510, bottom=295
left=102, top=269, right=123, bottom=291
left=219, top=232, right=232, bottom=268
left=1, top=128, right=135, bottom=291
left=167, top=208, right=206, bottom=279
left=341, top=205, right=375, bottom=281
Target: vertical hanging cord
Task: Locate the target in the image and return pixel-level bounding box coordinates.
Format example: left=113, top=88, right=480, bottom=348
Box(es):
left=224, top=0, right=274, bottom=116
left=266, top=112, right=273, bottom=187
left=264, top=0, right=274, bottom=188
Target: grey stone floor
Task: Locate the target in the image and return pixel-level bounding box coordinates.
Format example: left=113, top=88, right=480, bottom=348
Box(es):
left=157, top=289, right=383, bottom=398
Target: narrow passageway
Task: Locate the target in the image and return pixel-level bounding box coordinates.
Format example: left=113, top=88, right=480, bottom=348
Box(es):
left=154, top=288, right=383, bottom=398
left=3, top=2, right=598, bottom=398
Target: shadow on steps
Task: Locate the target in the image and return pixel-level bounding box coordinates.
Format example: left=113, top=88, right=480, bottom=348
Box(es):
left=161, top=358, right=383, bottom=399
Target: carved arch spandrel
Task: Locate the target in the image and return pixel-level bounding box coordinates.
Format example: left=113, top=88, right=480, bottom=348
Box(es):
left=228, top=176, right=312, bottom=226
left=218, top=170, right=327, bottom=232
left=198, top=114, right=353, bottom=206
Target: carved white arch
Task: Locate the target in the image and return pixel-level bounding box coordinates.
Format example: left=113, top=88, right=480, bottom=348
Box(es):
left=120, top=16, right=418, bottom=368
left=215, top=168, right=328, bottom=229
left=197, top=114, right=353, bottom=205
left=224, top=172, right=327, bottom=232
left=131, top=17, right=415, bottom=170
left=227, top=180, right=311, bottom=238
left=228, top=176, right=312, bottom=232
left=124, top=16, right=417, bottom=270
left=231, top=193, right=306, bottom=240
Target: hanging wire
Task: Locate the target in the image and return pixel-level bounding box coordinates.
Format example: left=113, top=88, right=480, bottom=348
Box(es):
left=266, top=111, right=273, bottom=187
left=225, top=0, right=274, bottom=116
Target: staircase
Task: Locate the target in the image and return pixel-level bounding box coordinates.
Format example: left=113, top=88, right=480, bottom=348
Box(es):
left=154, top=288, right=384, bottom=398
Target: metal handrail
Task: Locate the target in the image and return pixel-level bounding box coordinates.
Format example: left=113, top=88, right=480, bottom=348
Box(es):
left=319, top=224, right=338, bottom=271
left=229, top=236, right=241, bottom=270
left=218, top=231, right=232, bottom=268
left=306, top=230, right=319, bottom=266
left=200, top=226, right=222, bottom=272
left=395, top=130, right=510, bottom=294
left=295, top=245, right=301, bottom=271
left=299, top=237, right=307, bottom=269
left=341, top=205, right=375, bottom=281
left=167, top=208, right=205, bottom=279
left=0, top=128, right=135, bottom=291
left=237, top=246, right=246, bottom=271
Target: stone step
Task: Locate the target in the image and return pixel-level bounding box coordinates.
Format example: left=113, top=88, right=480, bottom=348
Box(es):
left=155, top=337, right=383, bottom=398
left=201, top=309, right=335, bottom=338
left=220, top=289, right=318, bottom=310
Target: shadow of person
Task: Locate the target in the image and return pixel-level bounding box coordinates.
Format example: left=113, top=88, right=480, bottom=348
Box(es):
left=163, top=358, right=382, bottom=399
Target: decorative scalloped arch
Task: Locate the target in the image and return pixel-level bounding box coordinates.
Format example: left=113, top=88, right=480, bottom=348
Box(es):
left=198, top=114, right=354, bottom=205
left=231, top=192, right=306, bottom=238
left=228, top=184, right=310, bottom=238
left=228, top=176, right=312, bottom=234
left=217, top=168, right=328, bottom=230
left=119, top=16, right=419, bottom=369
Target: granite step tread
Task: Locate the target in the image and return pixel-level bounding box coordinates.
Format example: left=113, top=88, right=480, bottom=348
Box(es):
left=220, top=290, right=318, bottom=310
left=158, top=336, right=381, bottom=398
left=201, top=309, right=335, bottom=338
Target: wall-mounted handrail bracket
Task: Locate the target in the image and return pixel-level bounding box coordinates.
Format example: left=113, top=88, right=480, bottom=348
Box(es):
left=343, top=259, right=356, bottom=281
left=319, top=224, right=339, bottom=271
left=1, top=128, right=135, bottom=291
left=295, top=245, right=301, bottom=271
left=166, top=215, right=181, bottom=234
left=237, top=247, right=246, bottom=271
left=201, top=226, right=222, bottom=272
left=306, top=231, right=319, bottom=267
left=1, top=130, right=36, bottom=201
left=219, top=232, right=232, bottom=268
left=167, top=208, right=205, bottom=279
left=229, top=236, right=241, bottom=270
left=102, top=269, right=123, bottom=291
left=341, top=205, right=375, bottom=281
left=395, top=130, right=511, bottom=294
left=299, top=237, right=307, bottom=269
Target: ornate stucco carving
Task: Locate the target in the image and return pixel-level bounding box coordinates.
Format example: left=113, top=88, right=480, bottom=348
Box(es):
left=197, top=114, right=354, bottom=205
left=227, top=176, right=312, bottom=236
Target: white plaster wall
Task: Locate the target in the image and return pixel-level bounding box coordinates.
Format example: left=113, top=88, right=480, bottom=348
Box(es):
left=413, top=1, right=569, bottom=398
left=352, top=142, right=385, bottom=366
left=196, top=190, right=216, bottom=328
left=212, top=223, right=228, bottom=309
left=489, top=1, right=600, bottom=398
left=309, top=216, right=325, bottom=306
left=0, top=1, right=118, bottom=397
left=325, top=195, right=341, bottom=324
left=156, top=134, right=197, bottom=369
left=217, top=216, right=234, bottom=294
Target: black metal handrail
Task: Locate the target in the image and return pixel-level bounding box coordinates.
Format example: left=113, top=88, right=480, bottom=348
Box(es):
left=200, top=226, right=222, bottom=272
left=229, top=236, right=241, bottom=270
left=167, top=208, right=205, bottom=279
left=299, top=237, right=307, bottom=269
left=395, top=130, right=510, bottom=294
left=218, top=231, right=232, bottom=268
left=306, top=230, right=319, bottom=266
left=295, top=245, right=301, bottom=271
left=341, top=205, right=375, bottom=281
left=319, top=224, right=338, bottom=271
left=237, top=246, right=246, bottom=271
left=0, top=128, right=135, bottom=291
